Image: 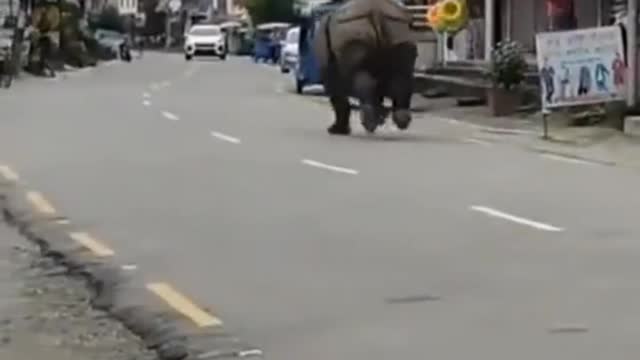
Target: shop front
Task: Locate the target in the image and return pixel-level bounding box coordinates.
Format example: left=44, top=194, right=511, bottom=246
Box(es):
left=444, top=0, right=607, bottom=62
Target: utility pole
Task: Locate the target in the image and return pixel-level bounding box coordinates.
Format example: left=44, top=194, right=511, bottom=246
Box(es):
left=165, top=10, right=171, bottom=48
left=9, top=0, right=26, bottom=77
left=484, top=0, right=494, bottom=61
left=627, top=0, right=637, bottom=108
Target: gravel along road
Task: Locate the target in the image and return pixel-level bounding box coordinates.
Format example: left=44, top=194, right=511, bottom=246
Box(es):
left=0, top=221, right=155, bottom=360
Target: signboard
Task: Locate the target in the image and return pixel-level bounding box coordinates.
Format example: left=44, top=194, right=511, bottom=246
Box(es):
left=536, top=25, right=626, bottom=110
left=118, top=0, right=138, bottom=15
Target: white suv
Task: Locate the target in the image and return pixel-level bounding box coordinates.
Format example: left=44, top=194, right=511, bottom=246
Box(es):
left=279, top=26, right=299, bottom=73
left=184, top=24, right=226, bottom=61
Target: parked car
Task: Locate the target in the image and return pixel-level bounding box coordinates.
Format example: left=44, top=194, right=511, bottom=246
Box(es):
left=295, top=1, right=343, bottom=94
left=184, top=24, right=226, bottom=61
left=279, top=26, right=299, bottom=73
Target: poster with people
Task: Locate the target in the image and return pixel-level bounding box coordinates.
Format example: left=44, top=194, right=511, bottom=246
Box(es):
left=536, top=26, right=626, bottom=110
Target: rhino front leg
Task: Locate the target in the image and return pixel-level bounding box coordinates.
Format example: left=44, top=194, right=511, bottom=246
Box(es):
left=388, top=43, right=418, bottom=130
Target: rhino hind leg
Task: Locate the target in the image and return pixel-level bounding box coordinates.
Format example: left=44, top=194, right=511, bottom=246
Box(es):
left=328, top=95, right=351, bottom=135
left=388, top=43, right=418, bottom=130
left=353, top=70, right=383, bottom=133
left=324, top=67, right=352, bottom=135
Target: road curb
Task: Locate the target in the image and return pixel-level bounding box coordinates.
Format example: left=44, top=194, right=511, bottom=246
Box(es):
left=0, top=179, right=259, bottom=360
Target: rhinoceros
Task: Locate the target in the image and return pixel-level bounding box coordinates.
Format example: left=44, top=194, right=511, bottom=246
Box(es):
left=313, top=0, right=418, bottom=135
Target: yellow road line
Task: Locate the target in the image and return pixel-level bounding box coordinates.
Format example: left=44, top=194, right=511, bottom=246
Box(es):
left=146, top=282, right=222, bottom=327
left=0, top=165, right=19, bottom=182
left=69, top=232, right=115, bottom=257
left=26, top=191, right=57, bottom=215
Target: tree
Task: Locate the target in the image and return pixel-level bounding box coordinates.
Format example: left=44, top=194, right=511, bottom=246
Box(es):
left=243, top=0, right=297, bottom=25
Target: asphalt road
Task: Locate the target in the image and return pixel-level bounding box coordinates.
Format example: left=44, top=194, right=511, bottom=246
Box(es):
left=2, top=53, right=640, bottom=359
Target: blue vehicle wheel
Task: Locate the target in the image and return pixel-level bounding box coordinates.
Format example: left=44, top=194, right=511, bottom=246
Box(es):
left=296, top=78, right=304, bottom=94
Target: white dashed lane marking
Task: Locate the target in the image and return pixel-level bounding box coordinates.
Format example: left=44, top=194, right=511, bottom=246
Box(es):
left=143, top=100, right=152, bottom=107
left=470, top=205, right=564, bottom=232
left=463, top=138, right=492, bottom=146
left=302, top=159, right=359, bottom=175
left=210, top=131, right=241, bottom=144
left=162, top=111, right=180, bottom=121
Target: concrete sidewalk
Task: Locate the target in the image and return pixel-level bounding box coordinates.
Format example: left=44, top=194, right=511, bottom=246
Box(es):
left=420, top=97, right=640, bottom=169
left=0, top=221, right=155, bottom=360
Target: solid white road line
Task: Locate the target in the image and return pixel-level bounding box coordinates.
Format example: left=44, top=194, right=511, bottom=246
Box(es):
left=162, top=111, right=180, bottom=121
left=470, top=205, right=564, bottom=232
left=302, top=159, right=359, bottom=175
left=210, top=131, right=241, bottom=144
left=541, top=153, right=593, bottom=166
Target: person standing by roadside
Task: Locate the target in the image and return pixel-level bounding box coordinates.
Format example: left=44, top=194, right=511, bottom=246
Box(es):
left=546, top=0, right=577, bottom=31
left=133, top=13, right=145, bottom=59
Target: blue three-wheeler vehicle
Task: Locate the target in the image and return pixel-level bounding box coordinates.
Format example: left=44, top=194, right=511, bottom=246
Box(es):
left=253, top=22, right=291, bottom=64
left=294, top=0, right=345, bottom=94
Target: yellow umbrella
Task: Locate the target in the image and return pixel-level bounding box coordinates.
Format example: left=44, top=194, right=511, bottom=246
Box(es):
left=426, top=2, right=446, bottom=33
left=440, top=0, right=469, bottom=33
left=426, top=0, right=469, bottom=34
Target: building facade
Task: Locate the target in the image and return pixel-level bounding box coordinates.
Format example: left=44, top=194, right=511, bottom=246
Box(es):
left=442, top=0, right=629, bottom=62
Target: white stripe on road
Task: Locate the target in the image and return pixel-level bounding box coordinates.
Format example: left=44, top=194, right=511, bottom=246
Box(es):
left=470, top=205, right=564, bottom=232
left=302, top=159, right=359, bottom=175
left=184, top=65, right=200, bottom=78
left=238, top=349, right=264, bottom=358
left=463, top=138, right=492, bottom=146
left=162, top=111, right=180, bottom=121
left=143, top=100, right=152, bottom=107
left=210, top=131, right=241, bottom=144
left=541, top=154, right=593, bottom=166
left=143, top=92, right=151, bottom=98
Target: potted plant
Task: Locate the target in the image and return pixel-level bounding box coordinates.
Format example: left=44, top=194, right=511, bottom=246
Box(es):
left=487, top=40, right=527, bottom=116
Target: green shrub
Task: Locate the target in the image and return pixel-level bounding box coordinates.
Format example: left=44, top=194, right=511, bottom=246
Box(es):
left=488, top=40, right=527, bottom=90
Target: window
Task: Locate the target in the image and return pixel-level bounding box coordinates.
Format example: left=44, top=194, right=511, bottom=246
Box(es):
left=286, top=29, right=300, bottom=44
left=189, top=27, right=221, bottom=36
